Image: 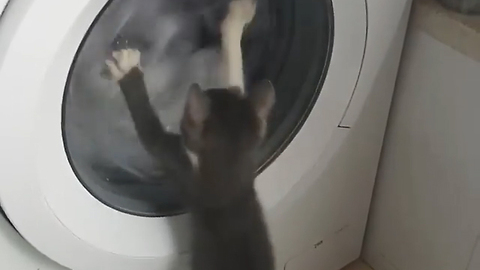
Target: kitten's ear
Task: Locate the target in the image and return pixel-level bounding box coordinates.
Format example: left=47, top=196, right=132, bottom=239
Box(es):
left=249, top=80, right=275, bottom=121
left=184, top=83, right=209, bottom=125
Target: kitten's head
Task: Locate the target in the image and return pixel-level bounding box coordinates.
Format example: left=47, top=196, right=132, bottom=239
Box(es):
left=180, top=80, right=275, bottom=169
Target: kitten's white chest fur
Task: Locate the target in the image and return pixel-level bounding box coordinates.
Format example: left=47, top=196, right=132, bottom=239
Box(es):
left=186, top=148, right=199, bottom=168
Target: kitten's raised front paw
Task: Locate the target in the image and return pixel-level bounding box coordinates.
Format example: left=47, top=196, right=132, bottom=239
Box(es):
left=228, top=0, right=257, bottom=27
left=105, top=48, right=141, bottom=81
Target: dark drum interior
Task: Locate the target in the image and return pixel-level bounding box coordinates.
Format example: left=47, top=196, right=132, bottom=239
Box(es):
left=61, top=0, right=333, bottom=217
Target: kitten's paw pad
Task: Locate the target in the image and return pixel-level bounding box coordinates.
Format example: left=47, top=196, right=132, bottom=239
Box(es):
left=105, top=48, right=141, bottom=81
left=229, top=0, right=257, bottom=26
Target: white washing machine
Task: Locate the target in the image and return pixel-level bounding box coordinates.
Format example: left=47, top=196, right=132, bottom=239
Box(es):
left=0, top=0, right=411, bottom=269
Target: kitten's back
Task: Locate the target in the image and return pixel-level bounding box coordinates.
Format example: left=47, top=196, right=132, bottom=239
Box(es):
left=181, top=81, right=275, bottom=270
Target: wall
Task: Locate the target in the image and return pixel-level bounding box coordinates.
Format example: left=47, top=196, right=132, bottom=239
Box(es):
left=363, top=11, right=480, bottom=270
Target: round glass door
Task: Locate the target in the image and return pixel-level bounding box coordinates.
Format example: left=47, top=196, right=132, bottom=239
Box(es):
left=62, top=0, right=333, bottom=217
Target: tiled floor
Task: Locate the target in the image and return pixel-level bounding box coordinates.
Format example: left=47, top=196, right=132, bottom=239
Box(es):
left=342, top=260, right=373, bottom=270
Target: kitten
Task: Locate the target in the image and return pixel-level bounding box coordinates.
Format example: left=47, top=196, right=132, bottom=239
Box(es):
left=105, top=1, right=275, bottom=269
left=180, top=80, right=275, bottom=270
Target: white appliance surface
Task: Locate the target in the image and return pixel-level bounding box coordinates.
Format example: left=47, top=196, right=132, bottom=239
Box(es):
left=0, top=0, right=8, bottom=14
left=0, top=0, right=411, bottom=269
left=364, top=29, right=480, bottom=270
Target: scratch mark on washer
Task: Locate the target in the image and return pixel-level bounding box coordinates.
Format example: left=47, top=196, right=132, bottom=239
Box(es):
left=314, top=240, right=324, bottom=248
left=335, top=224, right=350, bottom=234
left=283, top=224, right=352, bottom=269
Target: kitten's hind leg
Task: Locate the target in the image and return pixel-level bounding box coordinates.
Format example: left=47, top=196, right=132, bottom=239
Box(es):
left=220, top=0, right=257, bottom=94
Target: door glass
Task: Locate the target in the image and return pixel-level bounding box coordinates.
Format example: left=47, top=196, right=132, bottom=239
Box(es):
left=62, top=0, right=333, bottom=217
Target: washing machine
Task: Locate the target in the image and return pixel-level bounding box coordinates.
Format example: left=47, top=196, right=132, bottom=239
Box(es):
left=0, top=0, right=412, bottom=269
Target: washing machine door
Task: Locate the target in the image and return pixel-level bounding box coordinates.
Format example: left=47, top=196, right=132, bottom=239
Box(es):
left=0, top=0, right=365, bottom=269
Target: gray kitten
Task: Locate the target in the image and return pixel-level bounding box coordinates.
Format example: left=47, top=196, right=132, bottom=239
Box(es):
left=105, top=1, right=275, bottom=269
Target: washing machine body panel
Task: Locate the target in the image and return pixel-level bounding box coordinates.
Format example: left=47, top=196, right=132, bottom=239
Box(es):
left=271, top=1, right=413, bottom=270
left=0, top=0, right=8, bottom=15
left=0, top=0, right=408, bottom=269
left=340, top=0, right=414, bottom=127
left=0, top=214, right=65, bottom=270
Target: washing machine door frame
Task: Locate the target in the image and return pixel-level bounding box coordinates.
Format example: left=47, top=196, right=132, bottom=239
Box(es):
left=0, top=0, right=366, bottom=269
